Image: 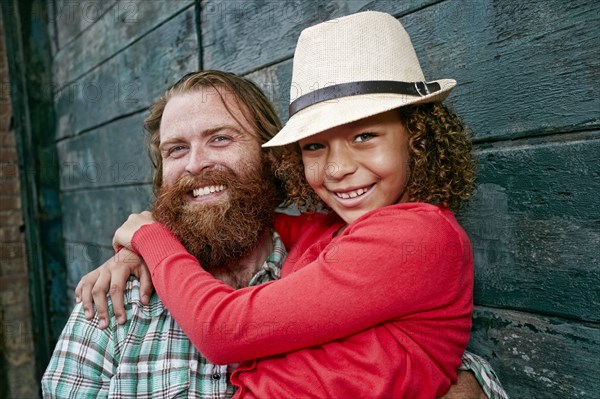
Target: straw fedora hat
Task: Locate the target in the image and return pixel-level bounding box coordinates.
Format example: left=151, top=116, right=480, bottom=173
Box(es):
left=263, top=11, right=456, bottom=147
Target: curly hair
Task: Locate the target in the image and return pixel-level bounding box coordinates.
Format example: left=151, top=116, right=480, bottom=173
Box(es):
left=276, top=102, right=476, bottom=213
left=144, top=70, right=293, bottom=202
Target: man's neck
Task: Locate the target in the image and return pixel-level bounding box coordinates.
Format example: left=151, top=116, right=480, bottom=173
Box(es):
left=210, top=229, right=273, bottom=289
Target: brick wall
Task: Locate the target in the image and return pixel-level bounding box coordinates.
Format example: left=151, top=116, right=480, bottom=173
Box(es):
left=0, top=11, right=39, bottom=399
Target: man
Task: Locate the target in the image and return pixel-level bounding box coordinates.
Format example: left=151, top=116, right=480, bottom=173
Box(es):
left=42, top=71, right=506, bottom=398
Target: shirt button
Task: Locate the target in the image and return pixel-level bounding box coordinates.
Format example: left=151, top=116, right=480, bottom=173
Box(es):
left=212, top=373, right=221, bottom=380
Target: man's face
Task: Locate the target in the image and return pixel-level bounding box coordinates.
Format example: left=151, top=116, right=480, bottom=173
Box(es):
left=152, top=88, right=281, bottom=278
left=159, top=88, right=262, bottom=197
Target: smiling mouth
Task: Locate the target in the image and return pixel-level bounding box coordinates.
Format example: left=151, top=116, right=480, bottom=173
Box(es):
left=192, top=185, right=226, bottom=198
left=333, top=184, right=374, bottom=199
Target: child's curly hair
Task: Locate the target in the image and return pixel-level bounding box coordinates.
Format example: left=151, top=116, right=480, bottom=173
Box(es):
left=274, top=102, right=476, bottom=213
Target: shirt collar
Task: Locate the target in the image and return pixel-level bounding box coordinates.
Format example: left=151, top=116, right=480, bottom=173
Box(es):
left=247, top=231, right=286, bottom=287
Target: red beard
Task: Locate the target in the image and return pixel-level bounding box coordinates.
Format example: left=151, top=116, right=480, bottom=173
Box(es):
left=152, top=157, right=281, bottom=273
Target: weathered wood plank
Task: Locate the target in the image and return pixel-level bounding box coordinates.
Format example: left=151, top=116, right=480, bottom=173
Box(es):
left=64, top=242, right=113, bottom=293
left=201, top=0, right=438, bottom=74
left=403, top=0, right=600, bottom=140
left=211, top=0, right=599, bottom=141
left=57, top=112, right=152, bottom=190
left=54, top=7, right=199, bottom=139
left=53, top=0, right=194, bottom=88
left=469, top=307, right=600, bottom=398
left=51, top=0, right=117, bottom=51
left=61, top=184, right=154, bottom=247
left=245, top=59, right=293, bottom=124
left=459, top=135, right=600, bottom=322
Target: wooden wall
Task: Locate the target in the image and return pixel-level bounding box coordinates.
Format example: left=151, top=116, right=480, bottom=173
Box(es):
left=46, top=0, right=599, bottom=396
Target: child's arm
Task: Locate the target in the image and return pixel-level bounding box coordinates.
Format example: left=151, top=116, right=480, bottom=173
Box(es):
left=134, top=206, right=472, bottom=365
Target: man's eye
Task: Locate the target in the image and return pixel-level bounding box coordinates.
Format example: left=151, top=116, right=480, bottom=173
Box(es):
left=301, top=143, right=324, bottom=151
left=211, top=135, right=231, bottom=144
left=355, top=132, right=377, bottom=143
left=170, top=145, right=186, bottom=153
left=163, top=145, right=186, bottom=158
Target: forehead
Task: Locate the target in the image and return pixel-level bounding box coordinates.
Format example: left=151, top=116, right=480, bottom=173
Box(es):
left=160, top=88, right=255, bottom=140
left=302, top=109, right=403, bottom=142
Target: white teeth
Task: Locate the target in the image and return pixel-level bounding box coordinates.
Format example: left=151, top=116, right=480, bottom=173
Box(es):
left=192, top=185, right=225, bottom=198
left=335, top=186, right=370, bottom=199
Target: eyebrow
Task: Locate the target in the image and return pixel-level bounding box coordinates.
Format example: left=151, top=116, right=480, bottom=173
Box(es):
left=159, top=124, right=245, bottom=150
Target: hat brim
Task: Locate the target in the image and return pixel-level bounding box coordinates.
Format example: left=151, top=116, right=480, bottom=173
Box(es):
left=263, top=79, right=456, bottom=147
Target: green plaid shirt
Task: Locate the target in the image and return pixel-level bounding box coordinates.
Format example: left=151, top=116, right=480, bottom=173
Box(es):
left=42, top=231, right=507, bottom=398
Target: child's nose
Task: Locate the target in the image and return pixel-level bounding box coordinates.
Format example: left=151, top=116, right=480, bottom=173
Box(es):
left=325, top=146, right=357, bottom=180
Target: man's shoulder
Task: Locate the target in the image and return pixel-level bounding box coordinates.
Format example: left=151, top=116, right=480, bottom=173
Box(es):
left=123, top=277, right=167, bottom=315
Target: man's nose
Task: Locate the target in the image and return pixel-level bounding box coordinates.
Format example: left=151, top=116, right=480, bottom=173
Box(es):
left=185, top=147, right=215, bottom=175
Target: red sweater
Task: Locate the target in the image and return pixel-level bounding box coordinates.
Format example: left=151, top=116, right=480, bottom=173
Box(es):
left=132, top=203, right=473, bottom=398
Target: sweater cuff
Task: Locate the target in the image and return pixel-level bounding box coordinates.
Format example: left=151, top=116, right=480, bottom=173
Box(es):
left=131, top=223, right=190, bottom=273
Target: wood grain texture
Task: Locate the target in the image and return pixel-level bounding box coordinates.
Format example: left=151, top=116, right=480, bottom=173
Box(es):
left=51, top=0, right=117, bottom=51
left=469, top=307, right=599, bottom=398
left=53, top=0, right=194, bottom=88
left=45, top=1, right=600, bottom=396
left=402, top=0, right=600, bottom=141
left=57, top=112, right=152, bottom=190
left=64, top=242, right=113, bottom=292
left=54, top=7, right=199, bottom=139
left=61, top=184, right=154, bottom=247
left=201, top=0, right=439, bottom=74
left=210, top=0, right=599, bottom=142
left=459, top=135, right=600, bottom=322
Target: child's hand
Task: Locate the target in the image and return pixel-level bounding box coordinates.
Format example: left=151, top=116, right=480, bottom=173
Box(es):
left=112, top=211, right=156, bottom=253
left=75, top=248, right=154, bottom=329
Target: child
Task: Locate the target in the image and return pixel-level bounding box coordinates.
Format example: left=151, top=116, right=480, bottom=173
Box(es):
left=110, top=11, right=475, bottom=398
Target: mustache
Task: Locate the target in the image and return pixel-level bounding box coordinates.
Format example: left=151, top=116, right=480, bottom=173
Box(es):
left=173, top=169, right=237, bottom=193
left=153, top=169, right=239, bottom=209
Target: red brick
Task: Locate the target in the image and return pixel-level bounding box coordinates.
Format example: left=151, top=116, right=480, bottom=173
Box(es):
left=0, top=226, right=20, bottom=242
left=0, top=256, right=26, bottom=276
left=0, top=162, right=18, bottom=180
left=0, top=195, right=20, bottom=210
left=0, top=180, right=19, bottom=193
left=0, top=149, right=16, bottom=162
left=0, top=116, right=11, bottom=132
left=0, top=131, right=16, bottom=147
left=0, top=210, right=22, bottom=225
left=0, top=101, right=11, bottom=118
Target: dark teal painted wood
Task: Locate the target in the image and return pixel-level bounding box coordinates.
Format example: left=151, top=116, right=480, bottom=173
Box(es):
left=36, top=0, right=600, bottom=396
left=469, top=307, right=599, bottom=398
left=57, top=112, right=152, bottom=190
left=460, top=135, right=600, bottom=322
left=51, top=0, right=117, bottom=50
left=206, top=0, right=600, bottom=142
left=202, top=0, right=440, bottom=74
left=61, top=184, right=154, bottom=247
left=53, top=0, right=194, bottom=88
left=1, top=0, right=69, bottom=383
left=63, top=242, right=114, bottom=294
left=54, top=7, right=199, bottom=139
left=245, top=59, right=293, bottom=124
left=402, top=0, right=600, bottom=141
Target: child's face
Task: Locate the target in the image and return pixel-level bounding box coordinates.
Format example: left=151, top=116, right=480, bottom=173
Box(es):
left=299, top=110, right=410, bottom=224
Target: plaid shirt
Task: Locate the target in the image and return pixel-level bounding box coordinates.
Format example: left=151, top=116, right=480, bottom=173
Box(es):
left=42, top=231, right=507, bottom=398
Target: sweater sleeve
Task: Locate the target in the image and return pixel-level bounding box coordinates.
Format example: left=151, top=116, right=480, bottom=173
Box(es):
left=133, top=207, right=472, bottom=365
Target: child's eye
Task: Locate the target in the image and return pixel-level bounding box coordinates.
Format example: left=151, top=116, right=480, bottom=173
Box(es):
left=354, top=132, right=377, bottom=143
left=301, top=143, right=324, bottom=151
